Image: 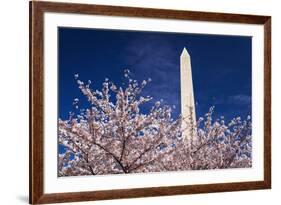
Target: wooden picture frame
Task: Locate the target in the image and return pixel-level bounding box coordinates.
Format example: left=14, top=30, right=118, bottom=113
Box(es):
left=30, top=1, right=271, bottom=204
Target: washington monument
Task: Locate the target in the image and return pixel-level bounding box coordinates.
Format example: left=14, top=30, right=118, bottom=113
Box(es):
left=180, top=47, right=196, bottom=144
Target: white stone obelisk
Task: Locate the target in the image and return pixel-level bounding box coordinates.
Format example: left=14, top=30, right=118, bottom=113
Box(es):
left=180, top=47, right=196, bottom=144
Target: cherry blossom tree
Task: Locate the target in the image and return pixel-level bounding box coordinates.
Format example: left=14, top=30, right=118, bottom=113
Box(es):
left=58, top=70, right=252, bottom=176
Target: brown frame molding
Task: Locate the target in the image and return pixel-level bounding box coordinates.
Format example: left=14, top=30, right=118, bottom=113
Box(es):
left=29, top=1, right=271, bottom=204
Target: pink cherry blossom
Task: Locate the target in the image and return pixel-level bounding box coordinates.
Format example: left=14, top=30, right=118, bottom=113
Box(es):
left=58, top=71, right=252, bottom=176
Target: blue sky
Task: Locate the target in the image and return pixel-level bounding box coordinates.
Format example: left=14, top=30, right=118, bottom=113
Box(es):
left=58, top=27, right=252, bottom=123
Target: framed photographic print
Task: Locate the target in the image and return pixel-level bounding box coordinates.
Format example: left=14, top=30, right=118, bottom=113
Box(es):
left=29, top=1, right=271, bottom=204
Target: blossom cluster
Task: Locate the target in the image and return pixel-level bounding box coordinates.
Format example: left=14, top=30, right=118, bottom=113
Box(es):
left=58, top=71, right=252, bottom=176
